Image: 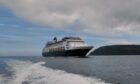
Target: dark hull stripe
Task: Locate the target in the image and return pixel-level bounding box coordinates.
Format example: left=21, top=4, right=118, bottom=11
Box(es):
left=42, top=48, right=92, bottom=57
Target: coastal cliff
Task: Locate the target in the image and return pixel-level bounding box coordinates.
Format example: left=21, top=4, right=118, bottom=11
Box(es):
left=91, top=45, right=140, bottom=55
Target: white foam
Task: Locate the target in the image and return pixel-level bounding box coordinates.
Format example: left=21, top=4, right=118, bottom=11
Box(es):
left=0, top=60, right=110, bottom=84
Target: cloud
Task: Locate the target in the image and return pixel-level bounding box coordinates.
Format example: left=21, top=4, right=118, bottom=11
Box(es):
left=1, top=0, right=140, bottom=34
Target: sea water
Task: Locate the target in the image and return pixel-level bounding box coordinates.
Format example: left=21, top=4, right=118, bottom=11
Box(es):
left=0, top=56, right=140, bottom=84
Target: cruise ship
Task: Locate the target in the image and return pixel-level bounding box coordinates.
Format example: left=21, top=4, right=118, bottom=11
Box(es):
left=42, top=37, right=93, bottom=57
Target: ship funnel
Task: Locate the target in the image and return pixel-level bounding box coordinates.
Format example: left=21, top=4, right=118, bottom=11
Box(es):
left=54, top=37, right=57, bottom=42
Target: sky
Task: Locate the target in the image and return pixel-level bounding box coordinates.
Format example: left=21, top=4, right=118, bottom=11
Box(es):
left=0, top=0, right=140, bottom=56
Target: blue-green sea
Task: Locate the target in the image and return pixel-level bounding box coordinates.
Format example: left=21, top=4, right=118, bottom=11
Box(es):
left=0, top=56, right=140, bottom=84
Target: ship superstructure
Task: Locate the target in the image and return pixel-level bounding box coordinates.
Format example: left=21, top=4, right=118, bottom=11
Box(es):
left=42, top=37, right=93, bottom=57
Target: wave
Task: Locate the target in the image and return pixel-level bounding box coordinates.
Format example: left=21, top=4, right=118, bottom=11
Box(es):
left=0, top=60, right=110, bottom=84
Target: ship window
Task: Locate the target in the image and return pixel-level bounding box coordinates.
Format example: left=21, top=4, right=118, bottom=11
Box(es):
left=68, top=41, right=84, bottom=46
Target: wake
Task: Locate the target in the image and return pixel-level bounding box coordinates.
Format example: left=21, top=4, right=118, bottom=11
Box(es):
left=0, top=60, right=110, bottom=84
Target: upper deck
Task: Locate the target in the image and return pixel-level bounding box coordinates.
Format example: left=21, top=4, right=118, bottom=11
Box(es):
left=46, top=37, right=84, bottom=47
left=62, top=37, right=82, bottom=41
left=43, top=37, right=92, bottom=52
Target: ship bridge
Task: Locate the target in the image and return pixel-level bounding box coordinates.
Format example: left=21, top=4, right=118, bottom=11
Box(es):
left=63, top=37, right=89, bottom=50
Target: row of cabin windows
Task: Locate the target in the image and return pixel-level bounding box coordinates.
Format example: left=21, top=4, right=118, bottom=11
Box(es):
left=49, top=47, right=65, bottom=52
left=46, top=42, right=65, bottom=47
left=46, top=41, right=83, bottom=47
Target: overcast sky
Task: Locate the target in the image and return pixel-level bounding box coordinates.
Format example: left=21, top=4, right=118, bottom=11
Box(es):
left=0, top=0, right=140, bottom=56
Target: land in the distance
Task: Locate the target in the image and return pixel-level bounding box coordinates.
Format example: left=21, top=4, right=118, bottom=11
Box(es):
left=90, top=45, right=140, bottom=55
